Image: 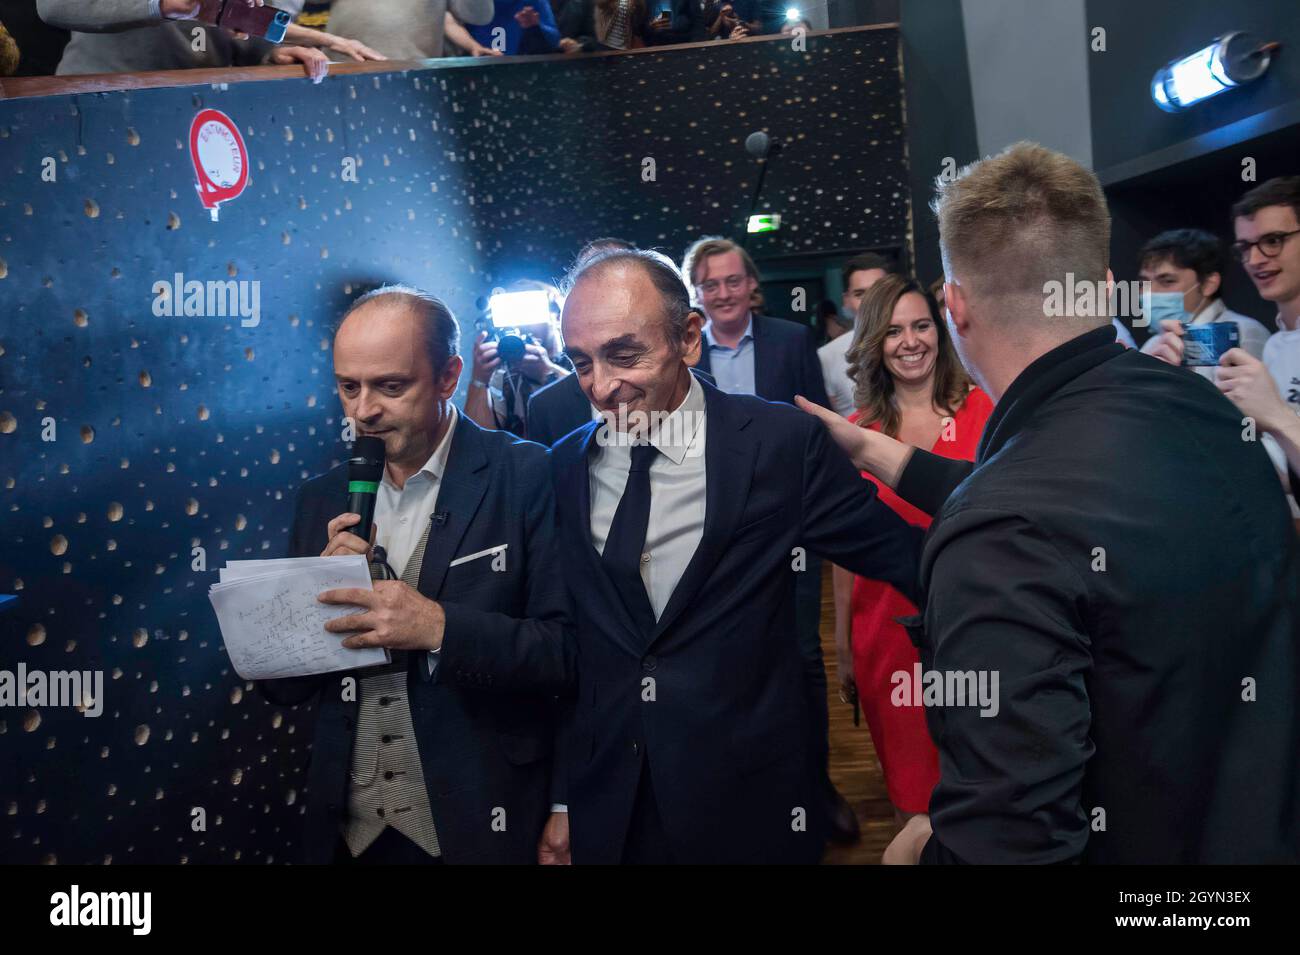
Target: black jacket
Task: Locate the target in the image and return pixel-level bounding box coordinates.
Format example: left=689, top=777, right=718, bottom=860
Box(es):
left=897, top=325, right=1300, bottom=864
left=526, top=373, right=591, bottom=448
left=259, top=416, right=576, bottom=864
left=550, top=379, right=923, bottom=863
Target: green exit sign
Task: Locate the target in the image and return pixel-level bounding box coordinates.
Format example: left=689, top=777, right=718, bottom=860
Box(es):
left=747, top=213, right=781, bottom=234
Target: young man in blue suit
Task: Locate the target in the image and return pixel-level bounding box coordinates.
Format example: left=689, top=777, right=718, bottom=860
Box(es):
left=259, top=286, right=575, bottom=865
left=538, top=251, right=923, bottom=864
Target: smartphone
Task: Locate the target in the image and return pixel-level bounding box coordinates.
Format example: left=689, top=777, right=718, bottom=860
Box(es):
left=1182, top=323, right=1240, bottom=367
left=196, top=0, right=292, bottom=44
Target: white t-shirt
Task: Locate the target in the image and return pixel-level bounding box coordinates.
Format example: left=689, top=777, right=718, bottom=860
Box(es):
left=1261, top=314, right=1300, bottom=516
left=817, top=333, right=855, bottom=417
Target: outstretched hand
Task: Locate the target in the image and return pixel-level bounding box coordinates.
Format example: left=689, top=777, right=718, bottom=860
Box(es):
left=795, top=395, right=913, bottom=490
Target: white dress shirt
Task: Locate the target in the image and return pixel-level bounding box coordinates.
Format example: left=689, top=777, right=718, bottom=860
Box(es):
left=588, top=375, right=707, bottom=620
left=373, top=407, right=459, bottom=671
left=374, top=406, right=459, bottom=578
left=817, top=332, right=856, bottom=417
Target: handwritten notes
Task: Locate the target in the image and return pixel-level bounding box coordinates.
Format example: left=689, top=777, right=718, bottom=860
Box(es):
left=208, top=556, right=388, bottom=680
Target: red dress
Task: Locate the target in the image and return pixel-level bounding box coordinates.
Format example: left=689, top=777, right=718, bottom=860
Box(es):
left=848, top=388, right=994, bottom=813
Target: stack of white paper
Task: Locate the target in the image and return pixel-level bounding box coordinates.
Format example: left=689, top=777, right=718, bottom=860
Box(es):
left=208, top=555, right=389, bottom=680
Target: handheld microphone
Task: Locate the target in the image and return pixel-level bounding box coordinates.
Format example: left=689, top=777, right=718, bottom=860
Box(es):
left=346, top=436, right=386, bottom=544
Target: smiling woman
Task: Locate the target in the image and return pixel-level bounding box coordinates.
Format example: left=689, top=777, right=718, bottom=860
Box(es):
left=833, top=272, right=993, bottom=828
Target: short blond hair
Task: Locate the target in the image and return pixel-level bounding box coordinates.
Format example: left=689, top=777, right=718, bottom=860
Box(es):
left=681, top=237, right=760, bottom=287
left=932, top=142, right=1110, bottom=308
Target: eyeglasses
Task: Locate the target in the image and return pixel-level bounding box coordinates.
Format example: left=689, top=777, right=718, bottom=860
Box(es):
left=696, top=274, right=748, bottom=295
left=1231, top=229, right=1300, bottom=262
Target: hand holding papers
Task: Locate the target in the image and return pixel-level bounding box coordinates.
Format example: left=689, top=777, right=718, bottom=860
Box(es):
left=208, top=555, right=389, bottom=680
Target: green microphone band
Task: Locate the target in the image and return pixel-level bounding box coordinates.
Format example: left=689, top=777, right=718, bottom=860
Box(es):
left=348, top=480, right=380, bottom=494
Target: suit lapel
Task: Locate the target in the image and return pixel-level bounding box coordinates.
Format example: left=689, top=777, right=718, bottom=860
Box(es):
left=558, top=421, right=645, bottom=650
left=652, top=383, right=756, bottom=641
left=694, top=340, right=713, bottom=378
left=416, top=418, right=489, bottom=600
left=751, top=313, right=775, bottom=401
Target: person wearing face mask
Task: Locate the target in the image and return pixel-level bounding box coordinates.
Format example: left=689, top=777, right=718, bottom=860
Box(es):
left=1137, top=229, right=1271, bottom=382
left=832, top=274, right=993, bottom=832
left=1143, top=180, right=1300, bottom=516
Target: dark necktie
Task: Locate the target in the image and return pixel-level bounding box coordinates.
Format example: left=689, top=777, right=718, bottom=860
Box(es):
left=603, top=442, right=659, bottom=635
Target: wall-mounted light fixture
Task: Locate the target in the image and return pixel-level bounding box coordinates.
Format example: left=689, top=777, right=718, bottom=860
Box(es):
left=1151, top=32, right=1279, bottom=112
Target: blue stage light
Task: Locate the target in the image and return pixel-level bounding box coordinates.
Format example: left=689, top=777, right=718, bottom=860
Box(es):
left=1151, top=32, right=1277, bottom=112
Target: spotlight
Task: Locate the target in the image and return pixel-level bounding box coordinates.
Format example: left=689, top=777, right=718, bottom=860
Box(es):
left=1150, top=32, right=1278, bottom=112
left=785, top=7, right=801, bottom=21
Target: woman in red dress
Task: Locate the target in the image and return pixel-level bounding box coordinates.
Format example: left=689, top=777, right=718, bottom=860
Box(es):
left=831, top=275, right=993, bottom=826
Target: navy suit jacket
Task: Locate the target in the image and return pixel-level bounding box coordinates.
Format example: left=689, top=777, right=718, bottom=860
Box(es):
left=696, top=313, right=830, bottom=408
left=549, top=379, right=923, bottom=863
left=526, top=372, right=590, bottom=449
left=259, top=416, right=576, bottom=864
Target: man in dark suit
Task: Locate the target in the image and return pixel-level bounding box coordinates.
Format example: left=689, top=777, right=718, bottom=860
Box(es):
left=801, top=143, right=1300, bottom=864
left=683, top=237, right=830, bottom=410
left=683, top=236, right=855, bottom=842
left=538, top=249, right=923, bottom=864
left=259, top=286, right=575, bottom=865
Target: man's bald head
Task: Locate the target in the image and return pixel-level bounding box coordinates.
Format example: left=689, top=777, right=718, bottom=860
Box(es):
left=338, top=285, right=461, bottom=376
left=563, top=249, right=695, bottom=347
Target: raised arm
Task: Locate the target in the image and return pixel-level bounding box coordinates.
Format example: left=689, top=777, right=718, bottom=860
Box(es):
left=37, top=0, right=183, bottom=32
left=799, top=415, right=923, bottom=605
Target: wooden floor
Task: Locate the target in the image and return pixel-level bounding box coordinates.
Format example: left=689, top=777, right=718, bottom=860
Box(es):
left=817, top=565, right=896, bottom=865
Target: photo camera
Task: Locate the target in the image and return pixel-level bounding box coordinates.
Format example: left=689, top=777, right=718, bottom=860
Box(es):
left=478, top=290, right=556, bottom=369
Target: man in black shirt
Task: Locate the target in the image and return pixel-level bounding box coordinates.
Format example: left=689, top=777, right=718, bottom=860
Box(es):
left=800, top=142, right=1300, bottom=864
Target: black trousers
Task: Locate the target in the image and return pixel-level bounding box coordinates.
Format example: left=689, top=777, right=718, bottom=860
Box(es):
left=333, top=825, right=444, bottom=865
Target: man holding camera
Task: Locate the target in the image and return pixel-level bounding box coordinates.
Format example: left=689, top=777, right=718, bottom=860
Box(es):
left=464, top=282, right=572, bottom=439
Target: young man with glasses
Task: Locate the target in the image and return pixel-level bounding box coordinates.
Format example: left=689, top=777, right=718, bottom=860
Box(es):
left=1210, top=177, right=1300, bottom=509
